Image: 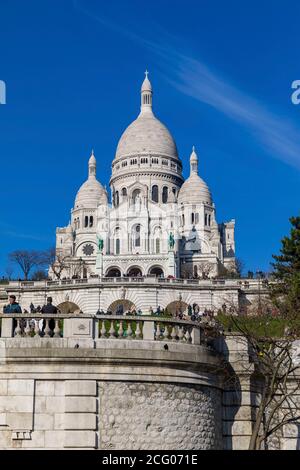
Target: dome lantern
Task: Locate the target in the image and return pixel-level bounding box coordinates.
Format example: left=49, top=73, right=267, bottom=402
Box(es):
left=140, top=70, right=153, bottom=114
left=88, top=149, right=96, bottom=178
left=190, top=146, right=198, bottom=175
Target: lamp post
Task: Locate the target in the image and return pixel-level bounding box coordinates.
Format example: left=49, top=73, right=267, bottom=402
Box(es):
left=179, top=292, right=183, bottom=315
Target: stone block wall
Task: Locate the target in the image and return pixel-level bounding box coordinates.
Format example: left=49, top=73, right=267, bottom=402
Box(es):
left=0, top=379, right=222, bottom=449
left=98, top=382, right=222, bottom=450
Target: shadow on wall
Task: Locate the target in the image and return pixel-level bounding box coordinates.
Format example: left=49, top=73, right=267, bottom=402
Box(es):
left=215, top=336, right=242, bottom=450
left=56, top=301, right=81, bottom=314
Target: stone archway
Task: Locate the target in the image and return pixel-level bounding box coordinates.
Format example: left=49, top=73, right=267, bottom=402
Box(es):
left=148, top=266, right=164, bottom=277
left=165, top=301, right=189, bottom=316
left=57, top=301, right=81, bottom=314
left=127, top=266, right=143, bottom=277
left=106, top=267, right=121, bottom=277
left=107, top=299, right=136, bottom=315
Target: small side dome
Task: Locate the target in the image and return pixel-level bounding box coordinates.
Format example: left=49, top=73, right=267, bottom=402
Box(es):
left=178, top=173, right=212, bottom=205
left=75, top=179, right=107, bottom=209
left=74, top=151, right=108, bottom=209
left=178, top=146, right=212, bottom=205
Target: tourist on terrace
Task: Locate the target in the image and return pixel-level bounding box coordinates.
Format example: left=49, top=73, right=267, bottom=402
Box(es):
left=3, top=295, right=23, bottom=333
left=3, top=295, right=22, bottom=314
left=41, top=297, right=58, bottom=333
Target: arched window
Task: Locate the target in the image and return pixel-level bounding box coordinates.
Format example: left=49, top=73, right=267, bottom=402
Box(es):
left=152, top=185, right=158, bottom=203
left=205, top=214, right=208, bottom=226
left=191, top=213, right=195, bottom=224
left=162, top=186, right=168, bottom=203
left=122, top=187, right=127, bottom=196
left=208, top=215, right=211, bottom=226
left=85, top=216, right=88, bottom=228
left=155, top=238, right=160, bottom=254
left=182, top=214, right=185, bottom=226
left=116, top=238, right=120, bottom=255
left=115, top=191, right=119, bottom=207
left=89, top=216, right=93, bottom=227
left=135, top=225, right=141, bottom=247
left=195, top=213, right=199, bottom=224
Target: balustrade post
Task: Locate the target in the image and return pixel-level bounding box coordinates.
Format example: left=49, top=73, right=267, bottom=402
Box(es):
left=0, top=317, right=14, bottom=338
left=191, top=326, right=201, bottom=345
left=142, top=320, right=155, bottom=341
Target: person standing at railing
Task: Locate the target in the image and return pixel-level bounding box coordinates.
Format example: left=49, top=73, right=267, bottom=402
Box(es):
left=3, top=295, right=23, bottom=333
left=3, top=295, right=22, bottom=314
left=41, top=297, right=58, bottom=334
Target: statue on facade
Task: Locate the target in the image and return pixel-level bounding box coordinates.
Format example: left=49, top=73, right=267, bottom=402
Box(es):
left=135, top=194, right=142, bottom=212
left=97, top=235, right=104, bottom=252
left=168, top=232, right=175, bottom=250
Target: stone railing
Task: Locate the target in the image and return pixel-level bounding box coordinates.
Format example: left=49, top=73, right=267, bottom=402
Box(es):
left=0, top=314, right=202, bottom=345
left=96, top=315, right=201, bottom=344
left=6, top=277, right=264, bottom=289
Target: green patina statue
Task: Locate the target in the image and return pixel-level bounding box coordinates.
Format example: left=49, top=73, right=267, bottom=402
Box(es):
left=168, top=232, right=175, bottom=250
left=97, top=235, right=104, bottom=252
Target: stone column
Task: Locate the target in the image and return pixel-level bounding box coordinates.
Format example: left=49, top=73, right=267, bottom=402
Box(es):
left=95, top=252, right=103, bottom=277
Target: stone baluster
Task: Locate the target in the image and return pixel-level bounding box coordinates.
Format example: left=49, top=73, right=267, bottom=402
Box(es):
left=53, top=319, right=61, bottom=338
left=135, top=321, right=142, bottom=339
left=24, top=319, right=31, bottom=337
left=100, top=320, right=106, bottom=338
left=44, top=319, right=51, bottom=338
left=126, top=320, right=133, bottom=339
left=34, top=319, right=40, bottom=337
left=118, top=321, right=124, bottom=338
left=163, top=323, right=169, bottom=340
left=178, top=326, right=184, bottom=342
left=185, top=327, right=191, bottom=343
left=155, top=322, right=161, bottom=340
left=171, top=324, right=177, bottom=342
left=14, top=319, right=22, bottom=337
left=109, top=320, right=116, bottom=338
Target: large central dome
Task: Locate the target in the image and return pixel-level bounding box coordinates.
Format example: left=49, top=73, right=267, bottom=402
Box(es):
left=114, top=72, right=179, bottom=161
left=115, top=113, right=178, bottom=159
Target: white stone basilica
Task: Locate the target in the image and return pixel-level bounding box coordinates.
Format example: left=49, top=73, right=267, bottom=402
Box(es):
left=55, top=73, right=236, bottom=280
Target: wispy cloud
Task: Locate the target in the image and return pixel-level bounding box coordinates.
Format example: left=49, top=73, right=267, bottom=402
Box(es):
left=0, top=226, right=50, bottom=242
left=73, top=1, right=300, bottom=170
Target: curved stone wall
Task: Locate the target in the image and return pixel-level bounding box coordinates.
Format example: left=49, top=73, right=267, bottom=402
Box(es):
left=99, top=382, right=222, bottom=450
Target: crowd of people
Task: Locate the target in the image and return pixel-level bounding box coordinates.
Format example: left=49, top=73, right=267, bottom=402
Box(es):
left=2, top=295, right=58, bottom=335
left=2, top=295, right=217, bottom=335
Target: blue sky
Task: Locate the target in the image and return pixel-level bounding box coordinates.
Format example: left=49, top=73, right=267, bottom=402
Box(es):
left=0, top=0, right=299, bottom=277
